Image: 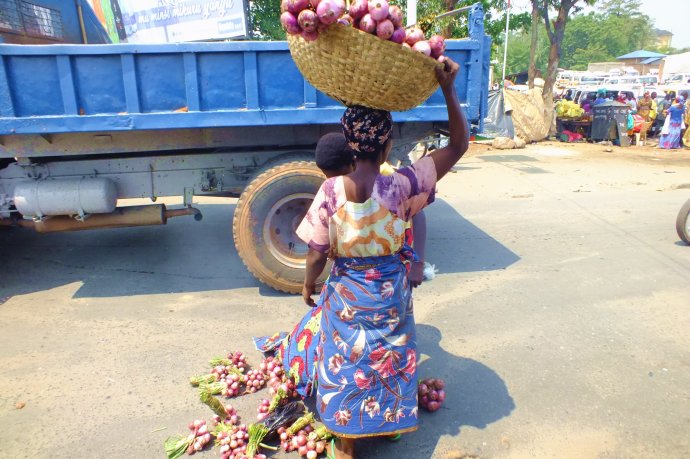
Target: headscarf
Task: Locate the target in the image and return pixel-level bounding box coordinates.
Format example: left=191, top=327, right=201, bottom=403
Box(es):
left=341, top=106, right=393, bottom=155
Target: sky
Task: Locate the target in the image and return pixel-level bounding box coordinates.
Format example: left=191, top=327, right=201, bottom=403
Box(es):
left=508, top=0, right=690, bottom=50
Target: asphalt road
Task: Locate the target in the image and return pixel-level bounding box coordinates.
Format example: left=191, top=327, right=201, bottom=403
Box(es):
left=1, top=143, right=689, bottom=459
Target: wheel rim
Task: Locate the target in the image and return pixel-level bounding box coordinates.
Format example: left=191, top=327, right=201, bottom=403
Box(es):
left=263, top=193, right=314, bottom=269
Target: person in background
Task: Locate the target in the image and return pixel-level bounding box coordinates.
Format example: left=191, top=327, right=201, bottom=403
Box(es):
left=637, top=92, right=653, bottom=121
left=659, top=97, right=685, bottom=149
left=581, top=93, right=595, bottom=114
left=593, top=88, right=609, bottom=106
left=654, top=93, right=674, bottom=136
left=682, top=91, right=690, bottom=147
left=626, top=93, right=637, bottom=112
left=649, top=92, right=658, bottom=121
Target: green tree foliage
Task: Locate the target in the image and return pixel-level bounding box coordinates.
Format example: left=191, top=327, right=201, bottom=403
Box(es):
left=249, top=0, right=286, bottom=40
left=505, top=30, right=549, bottom=76
left=506, top=0, right=656, bottom=74
left=560, top=10, right=654, bottom=69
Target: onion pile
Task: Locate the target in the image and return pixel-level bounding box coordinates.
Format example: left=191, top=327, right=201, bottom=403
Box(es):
left=261, top=356, right=285, bottom=391
left=212, top=404, right=240, bottom=426
left=242, top=369, right=267, bottom=394
left=186, top=420, right=212, bottom=455
left=281, top=0, right=447, bottom=61
left=216, top=424, right=256, bottom=459
left=220, top=373, right=242, bottom=398
left=279, top=425, right=326, bottom=457
left=418, top=378, right=446, bottom=412
left=256, top=398, right=271, bottom=421
left=227, top=351, right=249, bottom=372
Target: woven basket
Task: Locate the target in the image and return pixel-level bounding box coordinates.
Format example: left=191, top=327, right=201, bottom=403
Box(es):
left=288, top=24, right=442, bottom=112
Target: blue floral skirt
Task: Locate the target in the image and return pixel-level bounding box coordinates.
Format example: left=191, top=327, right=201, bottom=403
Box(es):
left=315, top=254, right=418, bottom=438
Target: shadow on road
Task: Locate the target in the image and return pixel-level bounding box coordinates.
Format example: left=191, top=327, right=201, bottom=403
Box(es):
left=0, top=198, right=518, bottom=301
left=425, top=200, right=520, bottom=274
left=357, top=324, right=515, bottom=458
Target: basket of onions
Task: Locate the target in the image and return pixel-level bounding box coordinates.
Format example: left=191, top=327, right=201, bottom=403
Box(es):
left=282, top=0, right=448, bottom=111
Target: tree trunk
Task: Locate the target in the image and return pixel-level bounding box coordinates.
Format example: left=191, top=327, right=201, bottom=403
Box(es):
left=542, top=4, right=569, bottom=137
left=442, top=0, right=455, bottom=38
left=528, top=2, right=540, bottom=89
left=542, top=9, right=567, bottom=100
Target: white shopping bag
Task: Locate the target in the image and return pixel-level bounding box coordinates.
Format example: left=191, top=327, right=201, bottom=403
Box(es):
left=661, top=116, right=671, bottom=136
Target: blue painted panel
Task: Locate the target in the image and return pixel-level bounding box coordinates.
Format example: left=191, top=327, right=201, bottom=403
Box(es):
left=6, top=56, right=63, bottom=116
left=316, top=90, right=342, bottom=108
left=257, top=52, right=303, bottom=109
left=72, top=56, right=126, bottom=114
left=136, top=54, right=186, bottom=113
left=197, top=53, right=246, bottom=111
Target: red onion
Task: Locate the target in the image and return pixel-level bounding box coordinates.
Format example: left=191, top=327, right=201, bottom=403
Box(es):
left=405, top=27, right=424, bottom=45
left=287, top=0, right=309, bottom=14
left=281, top=0, right=289, bottom=13
left=437, top=389, right=446, bottom=402
left=413, top=40, right=431, bottom=56
left=338, top=14, right=353, bottom=26
left=388, top=5, right=403, bottom=27
left=301, top=29, right=319, bottom=41
left=298, top=9, right=319, bottom=32
left=348, top=0, right=368, bottom=19
left=311, top=0, right=322, bottom=7
left=428, top=35, right=446, bottom=58
left=358, top=14, right=377, bottom=34
left=427, top=400, right=441, bottom=412
left=418, top=383, right=429, bottom=396
left=317, top=0, right=345, bottom=25
left=376, top=19, right=394, bottom=40
left=368, top=0, right=389, bottom=21
left=281, top=12, right=302, bottom=35
left=390, top=27, right=405, bottom=43
left=429, top=390, right=439, bottom=401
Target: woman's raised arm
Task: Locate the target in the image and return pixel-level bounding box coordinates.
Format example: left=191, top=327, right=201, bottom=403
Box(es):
left=428, top=58, right=470, bottom=180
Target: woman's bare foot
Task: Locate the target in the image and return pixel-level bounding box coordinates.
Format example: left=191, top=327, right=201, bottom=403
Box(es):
left=335, top=437, right=355, bottom=459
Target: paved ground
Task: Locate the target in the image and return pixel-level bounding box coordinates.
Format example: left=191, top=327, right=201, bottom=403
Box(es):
left=1, top=142, right=689, bottom=459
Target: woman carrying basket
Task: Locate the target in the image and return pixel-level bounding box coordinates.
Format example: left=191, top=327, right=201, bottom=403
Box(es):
left=296, top=58, right=468, bottom=459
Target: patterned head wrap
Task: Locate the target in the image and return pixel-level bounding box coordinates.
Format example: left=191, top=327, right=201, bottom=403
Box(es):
left=341, top=105, right=393, bottom=156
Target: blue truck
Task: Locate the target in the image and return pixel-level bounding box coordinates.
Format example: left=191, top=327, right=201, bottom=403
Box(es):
left=0, top=1, right=490, bottom=292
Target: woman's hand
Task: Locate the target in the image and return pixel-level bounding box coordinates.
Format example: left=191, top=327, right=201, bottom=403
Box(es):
left=302, top=283, right=317, bottom=307
left=435, top=57, right=459, bottom=92
left=409, top=261, right=424, bottom=288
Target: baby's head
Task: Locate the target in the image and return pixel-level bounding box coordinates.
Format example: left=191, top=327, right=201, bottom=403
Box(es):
left=315, top=132, right=355, bottom=178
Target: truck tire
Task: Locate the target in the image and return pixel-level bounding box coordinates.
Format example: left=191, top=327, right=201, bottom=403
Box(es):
left=676, top=198, right=690, bottom=245
left=234, top=158, right=327, bottom=293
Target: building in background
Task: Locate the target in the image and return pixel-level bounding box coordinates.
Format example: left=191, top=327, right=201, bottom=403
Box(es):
left=0, top=0, right=109, bottom=44
left=654, top=29, right=673, bottom=50
left=615, top=50, right=666, bottom=76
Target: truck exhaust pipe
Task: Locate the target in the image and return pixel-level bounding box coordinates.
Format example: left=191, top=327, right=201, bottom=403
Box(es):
left=0, top=204, right=202, bottom=233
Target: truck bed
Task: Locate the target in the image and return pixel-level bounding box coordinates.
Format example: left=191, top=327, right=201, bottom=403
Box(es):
left=0, top=6, right=490, bottom=139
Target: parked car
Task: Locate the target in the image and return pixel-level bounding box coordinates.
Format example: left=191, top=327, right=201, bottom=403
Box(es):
left=664, top=73, right=690, bottom=84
